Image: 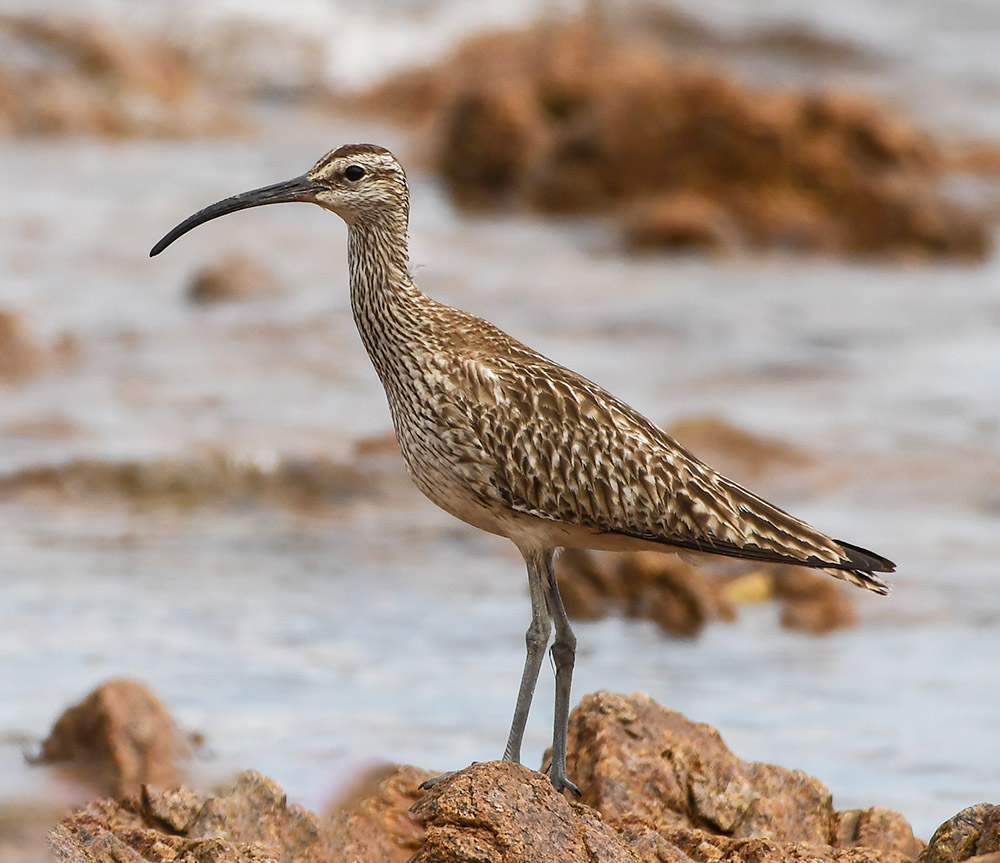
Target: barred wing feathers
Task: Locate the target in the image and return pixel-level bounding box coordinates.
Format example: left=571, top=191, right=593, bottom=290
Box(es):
left=454, top=351, right=893, bottom=594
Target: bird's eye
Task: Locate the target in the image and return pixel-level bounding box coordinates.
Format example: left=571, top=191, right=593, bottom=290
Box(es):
left=344, top=165, right=365, bottom=181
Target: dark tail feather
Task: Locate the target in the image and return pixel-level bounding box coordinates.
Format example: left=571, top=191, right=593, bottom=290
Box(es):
left=836, top=540, right=895, bottom=573
left=831, top=540, right=895, bottom=596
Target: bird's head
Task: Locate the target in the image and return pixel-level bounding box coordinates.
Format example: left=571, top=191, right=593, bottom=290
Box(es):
left=150, top=143, right=408, bottom=256
left=307, top=144, right=409, bottom=225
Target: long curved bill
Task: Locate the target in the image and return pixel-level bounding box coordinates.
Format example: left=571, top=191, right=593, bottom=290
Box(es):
left=150, top=174, right=323, bottom=257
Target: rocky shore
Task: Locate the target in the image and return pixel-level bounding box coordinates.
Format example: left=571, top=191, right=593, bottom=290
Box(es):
left=1, top=681, right=990, bottom=863
left=358, top=18, right=1000, bottom=259
left=0, top=14, right=240, bottom=137
left=3, top=10, right=999, bottom=259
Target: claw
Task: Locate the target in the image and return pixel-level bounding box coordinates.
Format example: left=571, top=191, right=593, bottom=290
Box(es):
left=418, top=770, right=455, bottom=791
left=550, top=773, right=582, bottom=797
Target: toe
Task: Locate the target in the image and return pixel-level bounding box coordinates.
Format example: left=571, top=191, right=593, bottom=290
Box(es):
left=550, top=774, right=581, bottom=796
left=418, top=771, right=454, bottom=790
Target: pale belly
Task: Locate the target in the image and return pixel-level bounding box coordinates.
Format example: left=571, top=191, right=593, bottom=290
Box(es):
left=381, top=368, right=674, bottom=556
left=400, top=441, right=512, bottom=538
left=396, top=428, right=662, bottom=556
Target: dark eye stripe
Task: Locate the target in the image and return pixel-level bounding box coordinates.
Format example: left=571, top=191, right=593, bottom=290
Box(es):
left=345, top=165, right=365, bottom=181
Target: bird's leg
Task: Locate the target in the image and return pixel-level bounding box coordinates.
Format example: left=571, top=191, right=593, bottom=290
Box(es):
left=418, top=548, right=552, bottom=794
left=544, top=551, right=581, bottom=796
left=502, top=547, right=553, bottom=766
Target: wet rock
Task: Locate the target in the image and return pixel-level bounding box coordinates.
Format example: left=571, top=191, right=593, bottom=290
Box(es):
left=774, top=567, right=857, bottom=634
left=619, top=551, right=734, bottom=637
left=660, top=828, right=888, bottom=863
left=836, top=808, right=925, bottom=860
left=326, top=763, right=433, bottom=863
left=410, top=760, right=636, bottom=863
left=624, top=192, right=738, bottom=253
left=721, top=569, right=776, bottom=604
left=617, top=824, right=700, bottom=863
left=0, top=451, right=378, bottom=510
left=555, top=549, right=734, bottom=636
left=352, top=431, right=402, bottom=457
left=0, top=308, right=46, bottom=380
left=0, top=14, right=241, bottom=137
left=32, top=679, right=195, bottom=796
left=560, top=690, right=835, bottom=842
left=949, top=142, right=1000, bottom=176
left=665, top=415, right=812, bottom=483
left=435, top=83, right=546, bottom=209
left=920, top=805, right=1000, bottom=863
left=50, top=769, right=336, bottom=863
left=361, top=19, right=994, bottom=259
left=555, top=547, right=628, bottom=621
left=187, top=253, right=284, bottom=304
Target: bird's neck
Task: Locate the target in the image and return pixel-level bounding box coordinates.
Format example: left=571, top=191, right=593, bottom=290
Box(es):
left=346, top=212, right=428, bottom=371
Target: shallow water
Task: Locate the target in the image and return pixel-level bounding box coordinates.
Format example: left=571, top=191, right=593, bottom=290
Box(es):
left=2, top=2, right=1000, bottom=843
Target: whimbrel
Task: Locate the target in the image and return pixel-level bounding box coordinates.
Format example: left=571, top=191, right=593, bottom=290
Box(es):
left=151, top=144, right=894, bottom=795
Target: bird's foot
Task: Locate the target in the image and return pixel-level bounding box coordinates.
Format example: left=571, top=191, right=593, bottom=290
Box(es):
left=417, top=771, right=453, bottom=791
left=419, top=761, right=579, bottom=796
left=418, top=763, right=482, bottom=791
left=548, top=770, right=581, bottom=797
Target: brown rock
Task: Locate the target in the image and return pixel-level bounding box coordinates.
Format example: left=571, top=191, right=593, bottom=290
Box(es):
left=624, top=192, right=738, bottom=253
left=555, top=548, right=627, bottom=620
left=187, top=254, right=284, bottom=304
left=727, top=187, right=844, bottom=253
left=561, top=690, right=834, bottom=843
left=0, top=453, right=376, bottom=510
left=360, top=19, right=994, bottom=259
left=436, top=82, right=546, bottom=208
left=33, top=679, right=195, bottom=795
left=52, top=763, right=648, bottom=863
left=356, top=63, right=452, bottom=128
left=326, top=763, right=433, bottom=862
left=983, top=814, right=1000, bottom=855
left=617, top=823, right=700, bottom=863
left=409, top=760, right=636, bottom=863
left=797, top=92, right=938, bottom=172
left=721, top=569, right=777, bottom=604
left=948, top=142, right=1000, bottom=176
left=353, top=431, right=401, bottom=457
left=661, top=828, right=888, bottom=863
left=0, top=308, right=46, bottom=380
left=735, top=762, right=835, bottom=841
left=836, top=807, right=925, bottom=860
left=618, top=552, right=734, bottom=637
left=555, top=549, right=734, bottom=634
left=665, top=415, right=812, bottom=483
left=921, top=805, right=1000, bottom=863
left=50, top=769, right=335, bottom=863
left=0, top=14, right=242, bottom=137
left=774, top=567, right=857, bottom=634
left=45, top=693, right=956, bottom=863
left=2, top=416, right=81, bottom=439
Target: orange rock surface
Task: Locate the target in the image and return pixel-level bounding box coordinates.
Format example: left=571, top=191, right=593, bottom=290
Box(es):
left=361, top=20, right=993, bottom=259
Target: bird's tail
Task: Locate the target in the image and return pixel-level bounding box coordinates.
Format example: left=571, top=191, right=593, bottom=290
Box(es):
left=824, top=541, right=894, bottom=595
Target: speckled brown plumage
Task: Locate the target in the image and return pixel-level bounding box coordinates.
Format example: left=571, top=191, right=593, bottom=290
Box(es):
left=151, top=142, right=894, bottom=797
